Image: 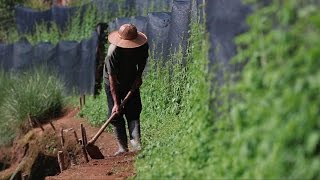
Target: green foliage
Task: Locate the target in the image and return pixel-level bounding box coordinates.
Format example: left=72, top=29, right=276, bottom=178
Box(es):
left=23, top=0, right=51, bottom=10
left=0, top=68, right=67, bottom=146
left=135, top=20, right=212, bottom=179
left=62, top=4, right=97, bottom=41
left=67, top=0, right=91, bottom=7
left=208, top=0, right=320, bottom=179
left=72, top=1, right=319, bottom=179
left=137, top=0, right=320, bottom=179
left=25, top=22, right=61, bottom=44
left=0, top=0, right=24, bottom=42
left=141, top=1, right=172, bottom=16
left=0, top=71, right=15, bottom=145
left=78, top=88, right=109, bottom=128
left=78, top=14, right=212, bottom=180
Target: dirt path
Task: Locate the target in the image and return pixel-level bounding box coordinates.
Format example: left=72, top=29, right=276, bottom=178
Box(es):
left=0, top=108, right=136, bottom=179
left=45, top=108, right=136, bottom=180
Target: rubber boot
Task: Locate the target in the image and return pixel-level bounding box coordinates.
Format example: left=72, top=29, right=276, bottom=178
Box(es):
left=128, top=119, right=141, bottom=151
left=112, top=118, right=128, bottom=155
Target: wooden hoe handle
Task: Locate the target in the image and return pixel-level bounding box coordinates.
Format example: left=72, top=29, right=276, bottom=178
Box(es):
left=87, top=90, right=134, bottom=145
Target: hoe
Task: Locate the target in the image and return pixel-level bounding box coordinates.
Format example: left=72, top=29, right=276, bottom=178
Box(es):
left=85, top=90, right=134, bottom=159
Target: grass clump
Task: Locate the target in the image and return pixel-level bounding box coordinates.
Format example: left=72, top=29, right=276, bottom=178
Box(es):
left=0, top=68, right=66, bottom=146
left=78, top=88, right=108, bottom=127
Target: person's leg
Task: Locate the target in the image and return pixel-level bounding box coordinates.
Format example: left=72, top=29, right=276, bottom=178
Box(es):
left=111, top=117, right=128, bottom=155
left=124, top=90, right=142, bottom=151
left=105, top=84, right=128, bottom=155
left=128, top=119, right=141, bottom=151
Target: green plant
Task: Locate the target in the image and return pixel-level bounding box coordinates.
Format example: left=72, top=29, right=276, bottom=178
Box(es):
left=23, top=0, right=50, bottom=10
left=135, top=18, right=212, bottom=179
left=67, top=0, right=91, bottom=7
left=0, top=70, right=15, bottom=145
left=207, top=0, right=320, bottom=179
left=78, top=87, right=109, bottom=128
left=63, top=4, right=97, bottom=41
left=0, top=0, right=25, bottom=42
left=25, top=22, right=60, bottom=45
left=0, top=67, right=67, bottom=146
left=77, top=9, right=212, bottom=179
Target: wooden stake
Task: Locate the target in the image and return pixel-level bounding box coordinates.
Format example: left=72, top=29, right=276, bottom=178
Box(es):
left=57, top=151, right=65, bottom=172
left=33, top=117, right=44, bottom=132
left=80, top=124, right=85, bottom=145
left=27, top=113, right=34, bottom=129
left=80, top=124, right=89, bottom=163
left=82, top=125, right=88, bottom=145
left=82, top=145, right=89, bottom=163
left=49, top=121, right=56, bottom=131
left=73, top=130, right=79, bottom=144
left=60, top=128, right=65, bottom=147
left=79, top=96, right=83, bottom=109
left=22, top=174, right=28, bottom=180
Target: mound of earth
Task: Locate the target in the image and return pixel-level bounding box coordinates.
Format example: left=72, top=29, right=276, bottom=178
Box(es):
left=0, top=108, right=136, bottom=180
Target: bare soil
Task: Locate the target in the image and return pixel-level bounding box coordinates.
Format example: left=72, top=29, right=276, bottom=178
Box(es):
left=0, top=108, right=136, bottom=180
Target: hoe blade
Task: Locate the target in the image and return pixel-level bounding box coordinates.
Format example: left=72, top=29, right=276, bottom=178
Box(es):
left=86, top=144, right=104, bottom=159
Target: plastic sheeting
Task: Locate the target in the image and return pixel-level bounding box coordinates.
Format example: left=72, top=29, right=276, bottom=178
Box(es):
left=0, top=33, right=98, bottom=94
left=79, top=33, right=98, bottom=94
left=0, top=44, right=13, bottom=70
left=206, top=0, right=251, bottom=82
left=6, top=0, right=202, bottom=93
left=168, top=0, right=192, bottom=54
left=51, top=6, right=78, bottom=31
left=15, top=6, right=52, bottom=34
left=15, top=0, right=135, bottom=34
left=147, top=12, right=171, bottom=58
left=15, top=5, right=77, bottom=34
left=56, top=40, right=80, bottom=92
left=12, top=39, right=33, bottom=71
left=32, top=42, right=56, bottom=67
left=94, top=0, right=134, bottom=16
left=135, top=0, right=173, bottom=15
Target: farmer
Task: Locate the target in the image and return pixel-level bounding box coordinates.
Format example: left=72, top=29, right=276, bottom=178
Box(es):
left=104, top=24, right=149, bottom=155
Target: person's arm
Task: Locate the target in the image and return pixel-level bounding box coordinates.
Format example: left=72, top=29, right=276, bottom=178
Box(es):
left=109, top=74, right=120, bottom=114
left=106, top=44, right=120, bottom=115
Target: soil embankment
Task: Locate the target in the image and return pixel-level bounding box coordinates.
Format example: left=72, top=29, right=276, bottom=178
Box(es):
left=0, top=108, right=136, bottom=180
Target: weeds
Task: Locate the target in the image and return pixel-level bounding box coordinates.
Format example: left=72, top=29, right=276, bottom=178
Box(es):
left=78, top=87, right=109, bottom=128
left=0, top=67, right=66, bottom=146
left=23, top=0, right=51, bottom=10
